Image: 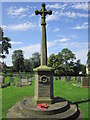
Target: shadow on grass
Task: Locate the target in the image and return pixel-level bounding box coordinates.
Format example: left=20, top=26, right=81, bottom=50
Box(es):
left=72, top=99, right=90, bottom=105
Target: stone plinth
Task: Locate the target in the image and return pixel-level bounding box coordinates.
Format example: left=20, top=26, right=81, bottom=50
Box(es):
left=33, top=65, right=53, bottom=104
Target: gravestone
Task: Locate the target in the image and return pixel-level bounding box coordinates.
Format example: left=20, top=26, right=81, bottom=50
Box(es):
left=82, top=77, right=89, bottom=86
left=77, top=76, right=81, bottom=82
left=59, top=76, right=61, bottom=80
left=55, top=77, right=58, bottom=81
left=66, top=76, right=70, bottom=82
left=28, top=77, right=32, bottom=85
left=21, top=79, right=28, bottom=86
left=10, top=76, right=14, bottom=85
left=75, top=76, right=77, bottom=81
left=21, top=76, right=26, bottom=79
left=62, top=76, right=64, bottom=81
left=17, top=80, right=22, bottom=87
left=0, top=75, right=4, bottom=84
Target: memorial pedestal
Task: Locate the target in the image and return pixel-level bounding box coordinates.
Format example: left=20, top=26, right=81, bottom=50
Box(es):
left=33, top=65, right=54, bottom=104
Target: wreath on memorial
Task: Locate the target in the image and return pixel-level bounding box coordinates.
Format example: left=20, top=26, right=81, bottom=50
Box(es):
left=37, top=103, right=49, bottom=109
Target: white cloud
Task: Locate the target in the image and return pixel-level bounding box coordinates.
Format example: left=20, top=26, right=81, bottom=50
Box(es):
left=75, top=48, right=88, bottom=65
left=60, top=11, right=88, bottom=18
left=10, top=41, right=23, bottom=45
left=72, top=3, right=88, bottom=11
left=72, top=22, right=88, bottom=30
left=47, top=41, right=55, bottom=48
left=7, top=6, right=29, bottom=18
left=53, top=28, right=60, bottom=32
left=46, top=3, right=67, bottom=10
left=3, top=22, right=36, bottom=31
left=46, top=11, right=88, bottom=22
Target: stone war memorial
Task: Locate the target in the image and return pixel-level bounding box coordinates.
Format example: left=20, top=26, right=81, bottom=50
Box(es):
left=6, top=3, right=80, bottom=119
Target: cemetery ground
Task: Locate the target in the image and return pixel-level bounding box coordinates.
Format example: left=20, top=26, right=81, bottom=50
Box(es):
left=2, top=75, right=90, bottom=119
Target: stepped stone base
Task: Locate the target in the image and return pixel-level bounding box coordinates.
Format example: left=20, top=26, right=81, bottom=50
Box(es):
left=6, top=97, right=80, bottom=119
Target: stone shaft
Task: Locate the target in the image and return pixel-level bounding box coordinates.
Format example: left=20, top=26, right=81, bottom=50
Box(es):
left=35, top=2, right=52, bottom=66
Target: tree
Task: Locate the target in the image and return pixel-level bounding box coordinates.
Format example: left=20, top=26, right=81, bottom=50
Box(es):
left=12, top=50, right=24, bottom=72
left=30, top=52, right=40, bottom=69
left=61, top=48, right=76, bottom=76
left=0, top=27, right=11, bottom=59
left=48, top=53, right=63, bottom=75
left=24, top=59, right=32, bottom=72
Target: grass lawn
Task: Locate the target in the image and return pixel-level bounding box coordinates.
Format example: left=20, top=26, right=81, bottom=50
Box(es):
left=2, top=76, right=90, bottom=119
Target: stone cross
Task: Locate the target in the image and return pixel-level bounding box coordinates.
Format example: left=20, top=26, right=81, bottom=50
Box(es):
left=35, top=2, right=52, bottom=65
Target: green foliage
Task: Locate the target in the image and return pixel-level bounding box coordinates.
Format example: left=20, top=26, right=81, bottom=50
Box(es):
left=48, top=48, right=86, bottom=76
left=29, top=52, right=40, bottom=69
left=12, top=50, right=24, bottom=72
left=24, top=59, right=32, bottom=72
left=0, top=28, right=11, bottom=59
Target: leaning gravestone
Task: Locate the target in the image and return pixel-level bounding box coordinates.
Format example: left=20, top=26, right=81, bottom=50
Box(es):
left=6, top=3, right=80, bottom=119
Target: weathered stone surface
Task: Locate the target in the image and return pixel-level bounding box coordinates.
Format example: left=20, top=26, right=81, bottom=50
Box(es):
left=34, top=67, right=53, bottom=104
left=82, top=77, right=90, bottom=86
left=6, top=97, right=80, bottom=119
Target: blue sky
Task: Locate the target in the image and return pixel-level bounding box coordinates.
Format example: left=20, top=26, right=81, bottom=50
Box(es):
left=1, top=2, right=88, bottom=66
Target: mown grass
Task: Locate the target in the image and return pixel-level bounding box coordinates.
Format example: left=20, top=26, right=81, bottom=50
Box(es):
left=2, top=76, right=90, bottom=119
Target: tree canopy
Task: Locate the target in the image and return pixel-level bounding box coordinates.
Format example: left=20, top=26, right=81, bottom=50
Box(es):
left=12, top=50, right=24, bottom=72
left=0, top=27, right=11, bottom=59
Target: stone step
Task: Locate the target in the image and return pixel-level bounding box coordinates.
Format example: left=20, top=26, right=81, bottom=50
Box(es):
left=7, top=98, right=80, bottom=119
left=21, top=104, right=80, bottom=119
left=20, top=97, right=70, bottom=115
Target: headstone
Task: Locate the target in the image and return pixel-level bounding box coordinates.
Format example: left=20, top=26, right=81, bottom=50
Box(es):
left=75, top=76, right=77, bottom=81
left=0, top=75, right=4, bottom=85
left=62, top=77, right=64, bottom=81
left=10, top=76, right=14, bottom=85
left=28, top=77, right=32, bottom=85
left=28, top=77, right=32, bottom=82
left=21, top=79, right=28, bottom=86
left=66, top=76, right=70, bottom=82
left=82, top=77, right=89, bottom=86
left=77, top=76, right=81, bottom=82
left=59, top=76, right=61, bottom=80
left=21, top=76, right=26, bottom=79
left=55, top=77, right=58, bottom=81
left=17, top=80, right=22, bottom=87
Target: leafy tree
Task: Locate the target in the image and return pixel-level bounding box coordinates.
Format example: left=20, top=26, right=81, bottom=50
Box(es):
left=12, top=50, right=24, bottom=72
left=61, top=48, right=76, bottom=76
left=30, top=52, right=40, bottom=69
left=0, top=27, right=11, bottom=59
left=48, top=53, right=63, bottom=75
left=24, top=59, right=32, bottom=72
